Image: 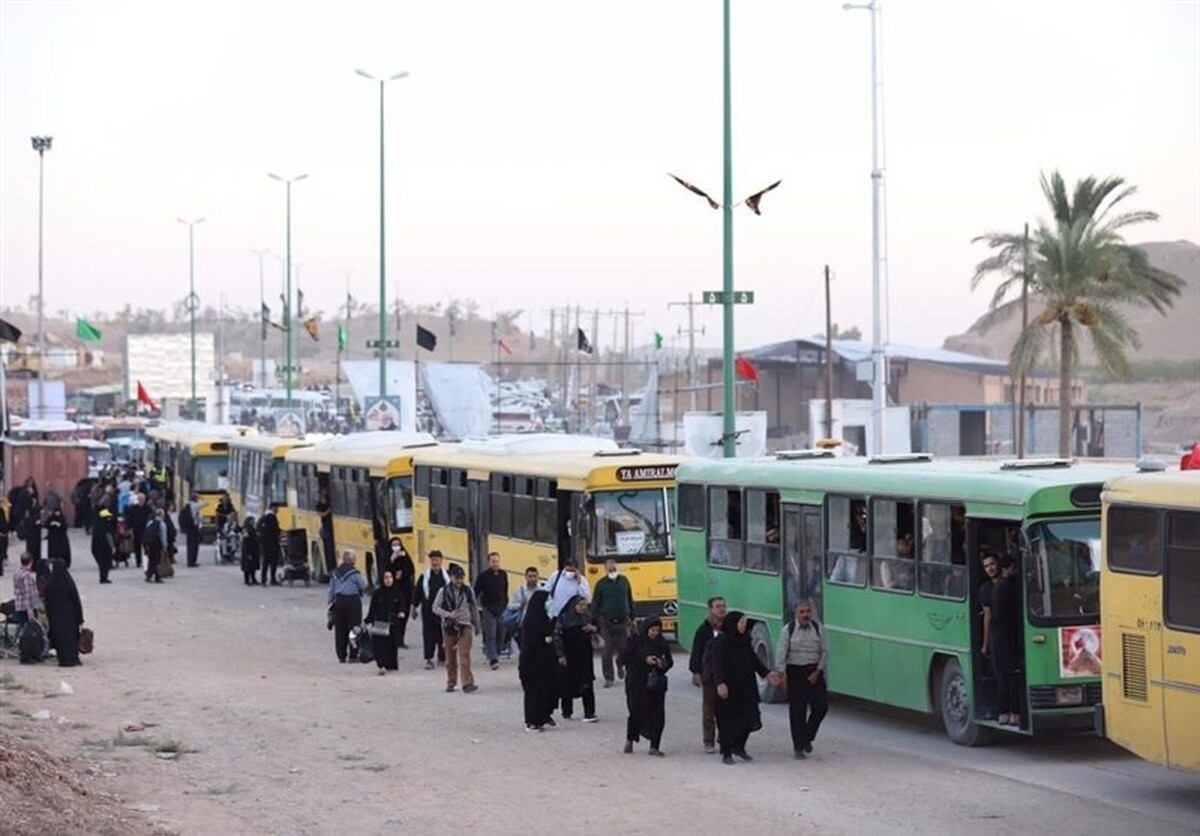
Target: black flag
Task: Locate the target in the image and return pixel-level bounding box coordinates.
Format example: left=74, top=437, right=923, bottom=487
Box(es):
left=416, top=325, right=437, bottom=352
left=0, top=317, right=22, bottom=343
left=577, top=327, right=593, bottom=354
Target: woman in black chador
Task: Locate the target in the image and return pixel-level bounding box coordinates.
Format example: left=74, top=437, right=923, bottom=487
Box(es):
left=519, top=589, right=559, bottom=731
left=45, top=504, right=72, bottom=567
left=366, top=570, right=402, bottom=673
left=44, top=559, right=85, bottom=667
left=711, top=610, right=770, bottom=764
left=621, top=616, right=674, bottom=756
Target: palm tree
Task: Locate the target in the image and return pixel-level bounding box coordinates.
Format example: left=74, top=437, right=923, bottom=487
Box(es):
left=972, top=171, right=1182, bottom=457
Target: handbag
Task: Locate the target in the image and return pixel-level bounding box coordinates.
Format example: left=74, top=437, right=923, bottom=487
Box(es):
left=78, top=627, right=94, bottom=655
left=366, top=621, right=391, bottom=638
left=646, top=668, right=668, bottom=693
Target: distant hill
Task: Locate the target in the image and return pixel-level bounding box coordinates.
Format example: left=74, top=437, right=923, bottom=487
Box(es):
left=944, top=240, right=1200, bottom=367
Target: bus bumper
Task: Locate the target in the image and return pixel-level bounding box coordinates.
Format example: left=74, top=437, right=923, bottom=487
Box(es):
left=633, top=600, right=677, bottom=634
left=1030, top=710, right=1096, bottom=734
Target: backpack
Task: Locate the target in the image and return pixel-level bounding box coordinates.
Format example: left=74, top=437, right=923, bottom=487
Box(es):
left=787, top=620, right=821, bottom=640
left=19, top=620, right=47, bottom=664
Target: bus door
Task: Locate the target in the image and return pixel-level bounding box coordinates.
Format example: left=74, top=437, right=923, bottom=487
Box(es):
left=782, top=504, right=824, bottom=621
left=967, top=518, right=1023, bottom=723
left=553, top=490, right=584, bottom=571
left=467, top=478, right=489, bottom=578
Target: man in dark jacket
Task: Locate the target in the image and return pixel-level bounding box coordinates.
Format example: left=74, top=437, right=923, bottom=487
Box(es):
left=257, top=508, right=282, bottom=586
left=181, top=493, right=202, bottom=567
left=126, top=493, right=150, bottom=569
left=688, top=595, right=727, bottom=754
left=591, top=558, right=636, bottom=687
left=411, top=550, right=450, bottom=669
left=473, top=551, right=509, bottom=670
left=91, top=508, right=116, bottom=584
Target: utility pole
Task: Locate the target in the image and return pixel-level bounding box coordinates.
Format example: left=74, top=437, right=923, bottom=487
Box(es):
left=252, top=249, right=269, bottom=388
left=668, top=293, right=705, bottom=412
left=825, top=265, right=835, bottom=441
left=720, top=0, right=735, bottom=457
left=1017, top=222, right=1030, bottom=459
left=619, top=306, right=645, bottom=432
left=31, top=136, right=52, bottom=419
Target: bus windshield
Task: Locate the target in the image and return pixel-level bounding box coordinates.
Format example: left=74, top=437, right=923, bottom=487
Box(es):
left=387, top=476, right=414, bottom=532
left=1025, top=518, right=1101, bottom=622
left=590, top=488, right=670, bottom=560
left=193, top=456, right=230, bottom=493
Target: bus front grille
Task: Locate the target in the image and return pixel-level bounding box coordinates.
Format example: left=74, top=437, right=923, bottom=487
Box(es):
left=1121, top=633, right=1148, bottom=702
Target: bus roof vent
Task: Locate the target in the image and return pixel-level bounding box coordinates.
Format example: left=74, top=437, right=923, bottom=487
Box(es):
left=594, top=448, right=641, bottom=457
left=775, top=449, right=836, bottom=461
left=999, top=458, right=1073, bottom=470
left=868, top=453, right=933, bottom=465
left=1135, top=457, right=1167, bottom=473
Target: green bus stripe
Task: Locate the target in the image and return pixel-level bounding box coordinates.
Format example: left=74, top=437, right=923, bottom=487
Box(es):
left=826, top=624, right=969, bottom=656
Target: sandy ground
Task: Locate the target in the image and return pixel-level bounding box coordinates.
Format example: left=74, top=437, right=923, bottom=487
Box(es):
left=1, top=530, right=1198, bottom=836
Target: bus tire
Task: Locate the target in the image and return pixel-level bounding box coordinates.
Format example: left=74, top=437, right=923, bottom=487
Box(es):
left=938, top=657, right=990, bottom=747
left=751, top=621, right=785, bottom=704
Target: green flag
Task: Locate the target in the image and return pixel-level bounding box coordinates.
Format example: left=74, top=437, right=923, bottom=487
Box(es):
left=76, top=318, right=102, bottom=342
left=654, top=331, right=664, bottom=350
left=337, top=323, right=347, bottom=351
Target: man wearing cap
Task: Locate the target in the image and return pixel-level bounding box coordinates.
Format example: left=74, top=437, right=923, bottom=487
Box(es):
left=431, top=563, right=480, bottom=693
left=92, top=507, right=117, bottom=584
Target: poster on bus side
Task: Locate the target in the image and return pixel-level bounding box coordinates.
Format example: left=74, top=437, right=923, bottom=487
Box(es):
left=1060, top=626, right=1102, bottom=677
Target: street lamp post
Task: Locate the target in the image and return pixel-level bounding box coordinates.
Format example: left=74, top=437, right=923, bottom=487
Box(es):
left=251, top=249, right=269, bottom=388
left=31, top=136, right=52, bottom=419
left=267, top=173, right=308, bottom=408
left=720, top=0, right=735, bottom=458
left=356, top=68, right=408, bottom=400
left=177, top=217, right=205, bottom=418
left=844, top=0, right=888, bottom=455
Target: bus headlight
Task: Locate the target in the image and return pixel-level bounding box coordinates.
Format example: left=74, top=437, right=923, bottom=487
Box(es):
left=1055, top=686, right=1084, bottom=706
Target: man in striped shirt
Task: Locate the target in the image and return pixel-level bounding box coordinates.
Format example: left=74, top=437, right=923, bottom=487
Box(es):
left=12, top=552, right=40, bottom=623
left=770, top=600, right=829, bottom=759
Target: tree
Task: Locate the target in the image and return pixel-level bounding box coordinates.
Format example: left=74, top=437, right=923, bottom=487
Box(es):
left=972, top=171, right=1182, bottom=456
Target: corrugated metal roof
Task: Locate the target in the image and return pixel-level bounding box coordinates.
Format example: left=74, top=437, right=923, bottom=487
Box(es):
left=741, top=338, right=1008, bottom=375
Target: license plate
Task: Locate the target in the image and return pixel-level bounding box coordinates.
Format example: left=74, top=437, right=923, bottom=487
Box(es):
left=1056, top=686, right=1083, bottom=706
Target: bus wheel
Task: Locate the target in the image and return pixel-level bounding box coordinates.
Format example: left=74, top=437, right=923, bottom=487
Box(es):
left=751, top=622, right=785, bottom=704
left=939, top=658, right=988, bottom=746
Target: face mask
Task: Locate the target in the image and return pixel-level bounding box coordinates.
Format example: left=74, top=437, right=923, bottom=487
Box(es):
left=392, top=545, right=401, bottom=553
left=565, top=570, right=577, bottom=579
left=607, top=571, right=618, bottom=580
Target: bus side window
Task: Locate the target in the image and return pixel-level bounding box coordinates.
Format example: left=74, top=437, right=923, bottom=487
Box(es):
left=745, top=489, right=780, bottom=574
left=871, top=499, right=915, bottom=592
left=826, top=496, right=867, bottom=586
left=919, top=503, right=966, bottom=600
left=708, top=487, right=743, bottom=569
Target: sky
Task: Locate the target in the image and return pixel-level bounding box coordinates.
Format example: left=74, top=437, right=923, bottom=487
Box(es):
left=1, top=0, right=1197, bottom=355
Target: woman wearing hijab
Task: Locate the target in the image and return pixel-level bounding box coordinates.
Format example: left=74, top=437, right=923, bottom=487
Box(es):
left=711, top=610, right=770, bottom=765
left=386, top=539, right=415, bottom=648
left=553, top=595, right=599, bottom=722
left=44, top=559, right=84, bottom=668
left=241, top=515, right=260, bottom=586
left=519, top=588, right=559, bottom=731
left=45, top=504, right=71, bottom=567
left=621, top=616, right=673, bottom=756
left=366, top=570, right=402, bottom=673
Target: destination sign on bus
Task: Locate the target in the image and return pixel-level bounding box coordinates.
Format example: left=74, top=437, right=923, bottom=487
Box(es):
left=615, top=465, right=678, bottom=483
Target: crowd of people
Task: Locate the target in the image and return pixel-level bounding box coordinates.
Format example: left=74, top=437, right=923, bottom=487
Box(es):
left=326, top=545, right=832, bottom=763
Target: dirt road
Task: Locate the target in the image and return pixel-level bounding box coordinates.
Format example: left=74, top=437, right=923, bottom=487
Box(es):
left=2, top=531, right=1197, bottom=835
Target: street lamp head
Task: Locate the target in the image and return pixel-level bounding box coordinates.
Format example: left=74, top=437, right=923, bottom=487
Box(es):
left=31, top=136, right=53, bottom=153
left=389, top=71, right=410, bottom=81
left=267, top=172, right=283, bottom=182
left=355, top=68, right=376, bottom=80
left=294, top=173, right=309, bottom=182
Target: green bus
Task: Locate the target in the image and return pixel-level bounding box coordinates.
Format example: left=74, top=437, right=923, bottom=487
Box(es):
left=675, top=453, right=1140, bottom=745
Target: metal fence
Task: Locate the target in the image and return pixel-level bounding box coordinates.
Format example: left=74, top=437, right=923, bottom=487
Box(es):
left=912, top=403, right=1142, bottom=459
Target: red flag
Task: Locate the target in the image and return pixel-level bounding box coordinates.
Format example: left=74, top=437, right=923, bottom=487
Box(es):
left=136, top=380, right=158, bottom=411
left=498, top=339, right=513, bottom=356
left=735, top=355, right=760, bottom=383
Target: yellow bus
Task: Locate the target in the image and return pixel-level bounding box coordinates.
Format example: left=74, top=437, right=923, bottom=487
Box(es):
left=284, top=432, right=437, bottom=583
left=227, top=434, right=326, bottom=529
left=410, top=435, right=682, bottom=630
left=146, top=422, right=254, bottom=539
left=1099, top=469, right=1200, bottom=773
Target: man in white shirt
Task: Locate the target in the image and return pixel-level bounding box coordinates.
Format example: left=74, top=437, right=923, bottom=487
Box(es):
left=769, top=600, right=829, bottom=759
left=544, top=559, right=589, bottom=618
